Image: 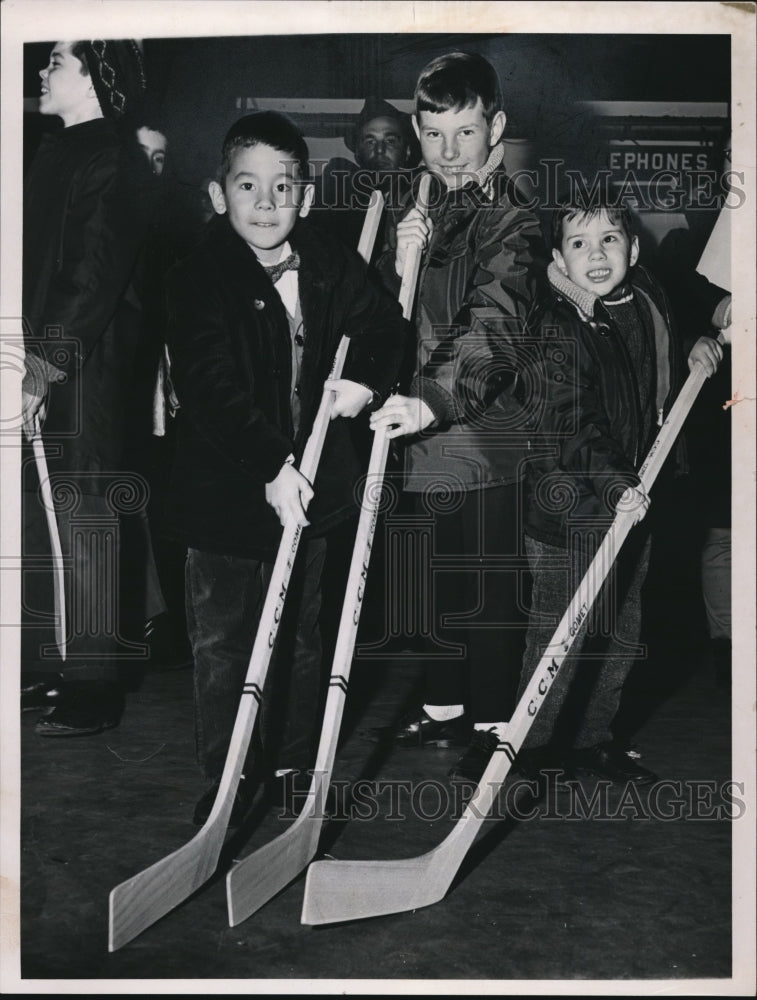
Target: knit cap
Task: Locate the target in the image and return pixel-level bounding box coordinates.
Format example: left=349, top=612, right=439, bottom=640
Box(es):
left=81, top=40, right=146, bottom=120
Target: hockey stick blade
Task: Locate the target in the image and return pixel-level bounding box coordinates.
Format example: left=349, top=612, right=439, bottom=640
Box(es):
left=301, top=358, right=714, bottom=925
left=225, top=177, right=431, bottom=925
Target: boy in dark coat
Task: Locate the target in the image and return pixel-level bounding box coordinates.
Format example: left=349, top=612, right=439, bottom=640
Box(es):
left=368, top=52, right=547, bottom=782
left=163, top=112, right=405, bottom=823
left=21, top=40, right=154, bottom=736
left=518, top=192, right=722, bottom=783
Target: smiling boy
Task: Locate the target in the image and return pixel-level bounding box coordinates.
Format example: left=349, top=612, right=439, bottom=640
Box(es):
left=163, top=112, right=405, bottom=822
left=516, top=193, right=722, bottom=783
left=368, top=52, right=547, bottom=783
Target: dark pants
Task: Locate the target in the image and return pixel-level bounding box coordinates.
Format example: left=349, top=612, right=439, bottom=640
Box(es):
left=411, top=483, right=528, bottom=722
left=518, top=531, right=652, bottom=750
left=185, top=537, right=327, bottom=782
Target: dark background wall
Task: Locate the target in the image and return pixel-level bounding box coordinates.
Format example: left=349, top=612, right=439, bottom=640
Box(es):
left=23, top=32, right=731, bottom=254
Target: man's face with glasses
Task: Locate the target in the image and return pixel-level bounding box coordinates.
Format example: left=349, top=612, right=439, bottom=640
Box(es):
left=355, top=115, right=410, bottom=171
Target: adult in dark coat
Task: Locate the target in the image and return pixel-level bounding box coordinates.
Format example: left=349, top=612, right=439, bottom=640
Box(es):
left=21, top=40, right=155, bottom=735
left=312, top=97, right=421, bottom=258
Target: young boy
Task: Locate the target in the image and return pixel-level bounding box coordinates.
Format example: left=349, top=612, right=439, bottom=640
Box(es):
left=163, top=112, right=406, bottom=823
left=368, top=52, right=547, bottom=782
left=517, top=191, right=722, bottom=783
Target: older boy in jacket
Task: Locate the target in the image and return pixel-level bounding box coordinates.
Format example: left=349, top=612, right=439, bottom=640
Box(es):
left=368, top=51, right=547, bottom=782
left=163, top=112, right=405, bottom=822
left=517, top=193, right=722, bottom=783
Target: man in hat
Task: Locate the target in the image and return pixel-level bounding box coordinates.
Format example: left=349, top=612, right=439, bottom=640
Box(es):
left=21, top=40, right=157, bottom=736
left=313, top=97, right=420, bottom=256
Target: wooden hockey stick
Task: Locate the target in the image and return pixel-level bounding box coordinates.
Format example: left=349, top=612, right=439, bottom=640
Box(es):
left=301, top=348, right=720, bottom=926
left=225, top=175, right=431, bottom=926
left=31, top=415, right=66, bottom=661
left=108, top=191, right=386, bottom=951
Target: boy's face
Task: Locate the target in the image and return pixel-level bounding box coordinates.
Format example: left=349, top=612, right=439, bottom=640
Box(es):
left=413, top=99, right=505, bottom=189
left=554, top=210, right=640, bottom=297
left=38, top=42, right=98, bottom=124
left=209, top=143, right=314, bottom=263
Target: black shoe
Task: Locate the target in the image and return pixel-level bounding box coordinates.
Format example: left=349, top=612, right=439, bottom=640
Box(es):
left=365, top=708, right=471, bottom=749
left=566, top=742, right=658, bottom=785
left=448, top=728, right=501, bottom=782
left=22, top=672, right=64, bottom=713
left=192, top=775, right=256, bottom=827
left=34, top=681, right=123, bottom=737
left=512, top=746, right=564, bottom=783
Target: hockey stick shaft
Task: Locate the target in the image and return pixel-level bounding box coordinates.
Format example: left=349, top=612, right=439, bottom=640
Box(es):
left=226, top=177, right=431, bottom=925
left=32, top=416, right=66, bottom=661
left=301, top=354, right=717, bottom=924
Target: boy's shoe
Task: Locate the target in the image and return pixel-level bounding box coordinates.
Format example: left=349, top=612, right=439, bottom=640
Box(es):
left=512, top=746, right=564, bottom=783
left=447, top=728, right=500, bottom=783
left=21, top=672, right=64, bottom=713
left=565, top=741, right=658, bottom=785
left=365, top=708, right=471, bottom=749
left=192, top=775, right=256, bottom=827
left=34, top=680, right=123, bottom=737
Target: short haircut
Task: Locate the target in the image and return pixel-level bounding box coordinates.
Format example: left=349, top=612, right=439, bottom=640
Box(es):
left=220, top=111, right=310, bottom=182
left=415, top=51, right=502, bottom=125
left=550, top=192, right=635, bottom=250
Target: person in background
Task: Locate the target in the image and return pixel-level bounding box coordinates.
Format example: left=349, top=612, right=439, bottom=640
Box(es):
left=21, top=39, right=156, bottom=735
left=312, top=96, right=421, bottom=258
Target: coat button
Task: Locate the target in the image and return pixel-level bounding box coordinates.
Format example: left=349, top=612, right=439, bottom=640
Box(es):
left=254, top=299, right=265, bottom=310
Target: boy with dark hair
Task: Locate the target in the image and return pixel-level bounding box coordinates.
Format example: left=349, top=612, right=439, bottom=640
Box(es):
left=22, top=39, right=154, bottom=736
left=163, top=111, right=405, bottom=823
left=368, top=51, right=547, bottom=782
left=517, top=191, right=722, bottom=783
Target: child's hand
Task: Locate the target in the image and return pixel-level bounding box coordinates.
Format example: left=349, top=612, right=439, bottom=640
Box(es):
left=395, top=208, right=433, bottom=277
left=616, top=484, right=650, bottom=524
left=265, top=461, right=314, bottom=528
left=324, top=379, right=374, bottom=419
left=688, top=336, right=723, bottom=377
left=369, top=394, right=435, bottom=439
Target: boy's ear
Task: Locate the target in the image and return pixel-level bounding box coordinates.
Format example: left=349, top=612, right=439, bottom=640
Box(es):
left=298, top=182, right=315, bottom=219
left=208, top=180, right=227, bottom=216
left=489, top=110, right=506, bottom=147
left=412, top=115, right=420, bottom=139
left=552, top=247, right=568, bottom=275
left=629, top=235, right=640, bottom=268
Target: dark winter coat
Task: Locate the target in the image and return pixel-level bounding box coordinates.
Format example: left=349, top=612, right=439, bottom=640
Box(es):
left=163, top=214, right=407, bottom=561
left=524, top=264, right=685, bottom=550
left=23, top=117, right=155, bottom=492
left=377, top=159, right=548, bottom=493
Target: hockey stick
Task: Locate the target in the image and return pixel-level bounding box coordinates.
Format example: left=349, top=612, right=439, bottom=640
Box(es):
left=225, top=175, right=431, bottom=926
left=301, top=348, right=720, bottom=925
left=108, top=191, right=386, bottom=951
left=31, top=415, right=66, bottom=661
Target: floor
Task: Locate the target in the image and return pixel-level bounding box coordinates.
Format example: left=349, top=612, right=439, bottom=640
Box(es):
left=14, top=501, right=750, bottom=992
